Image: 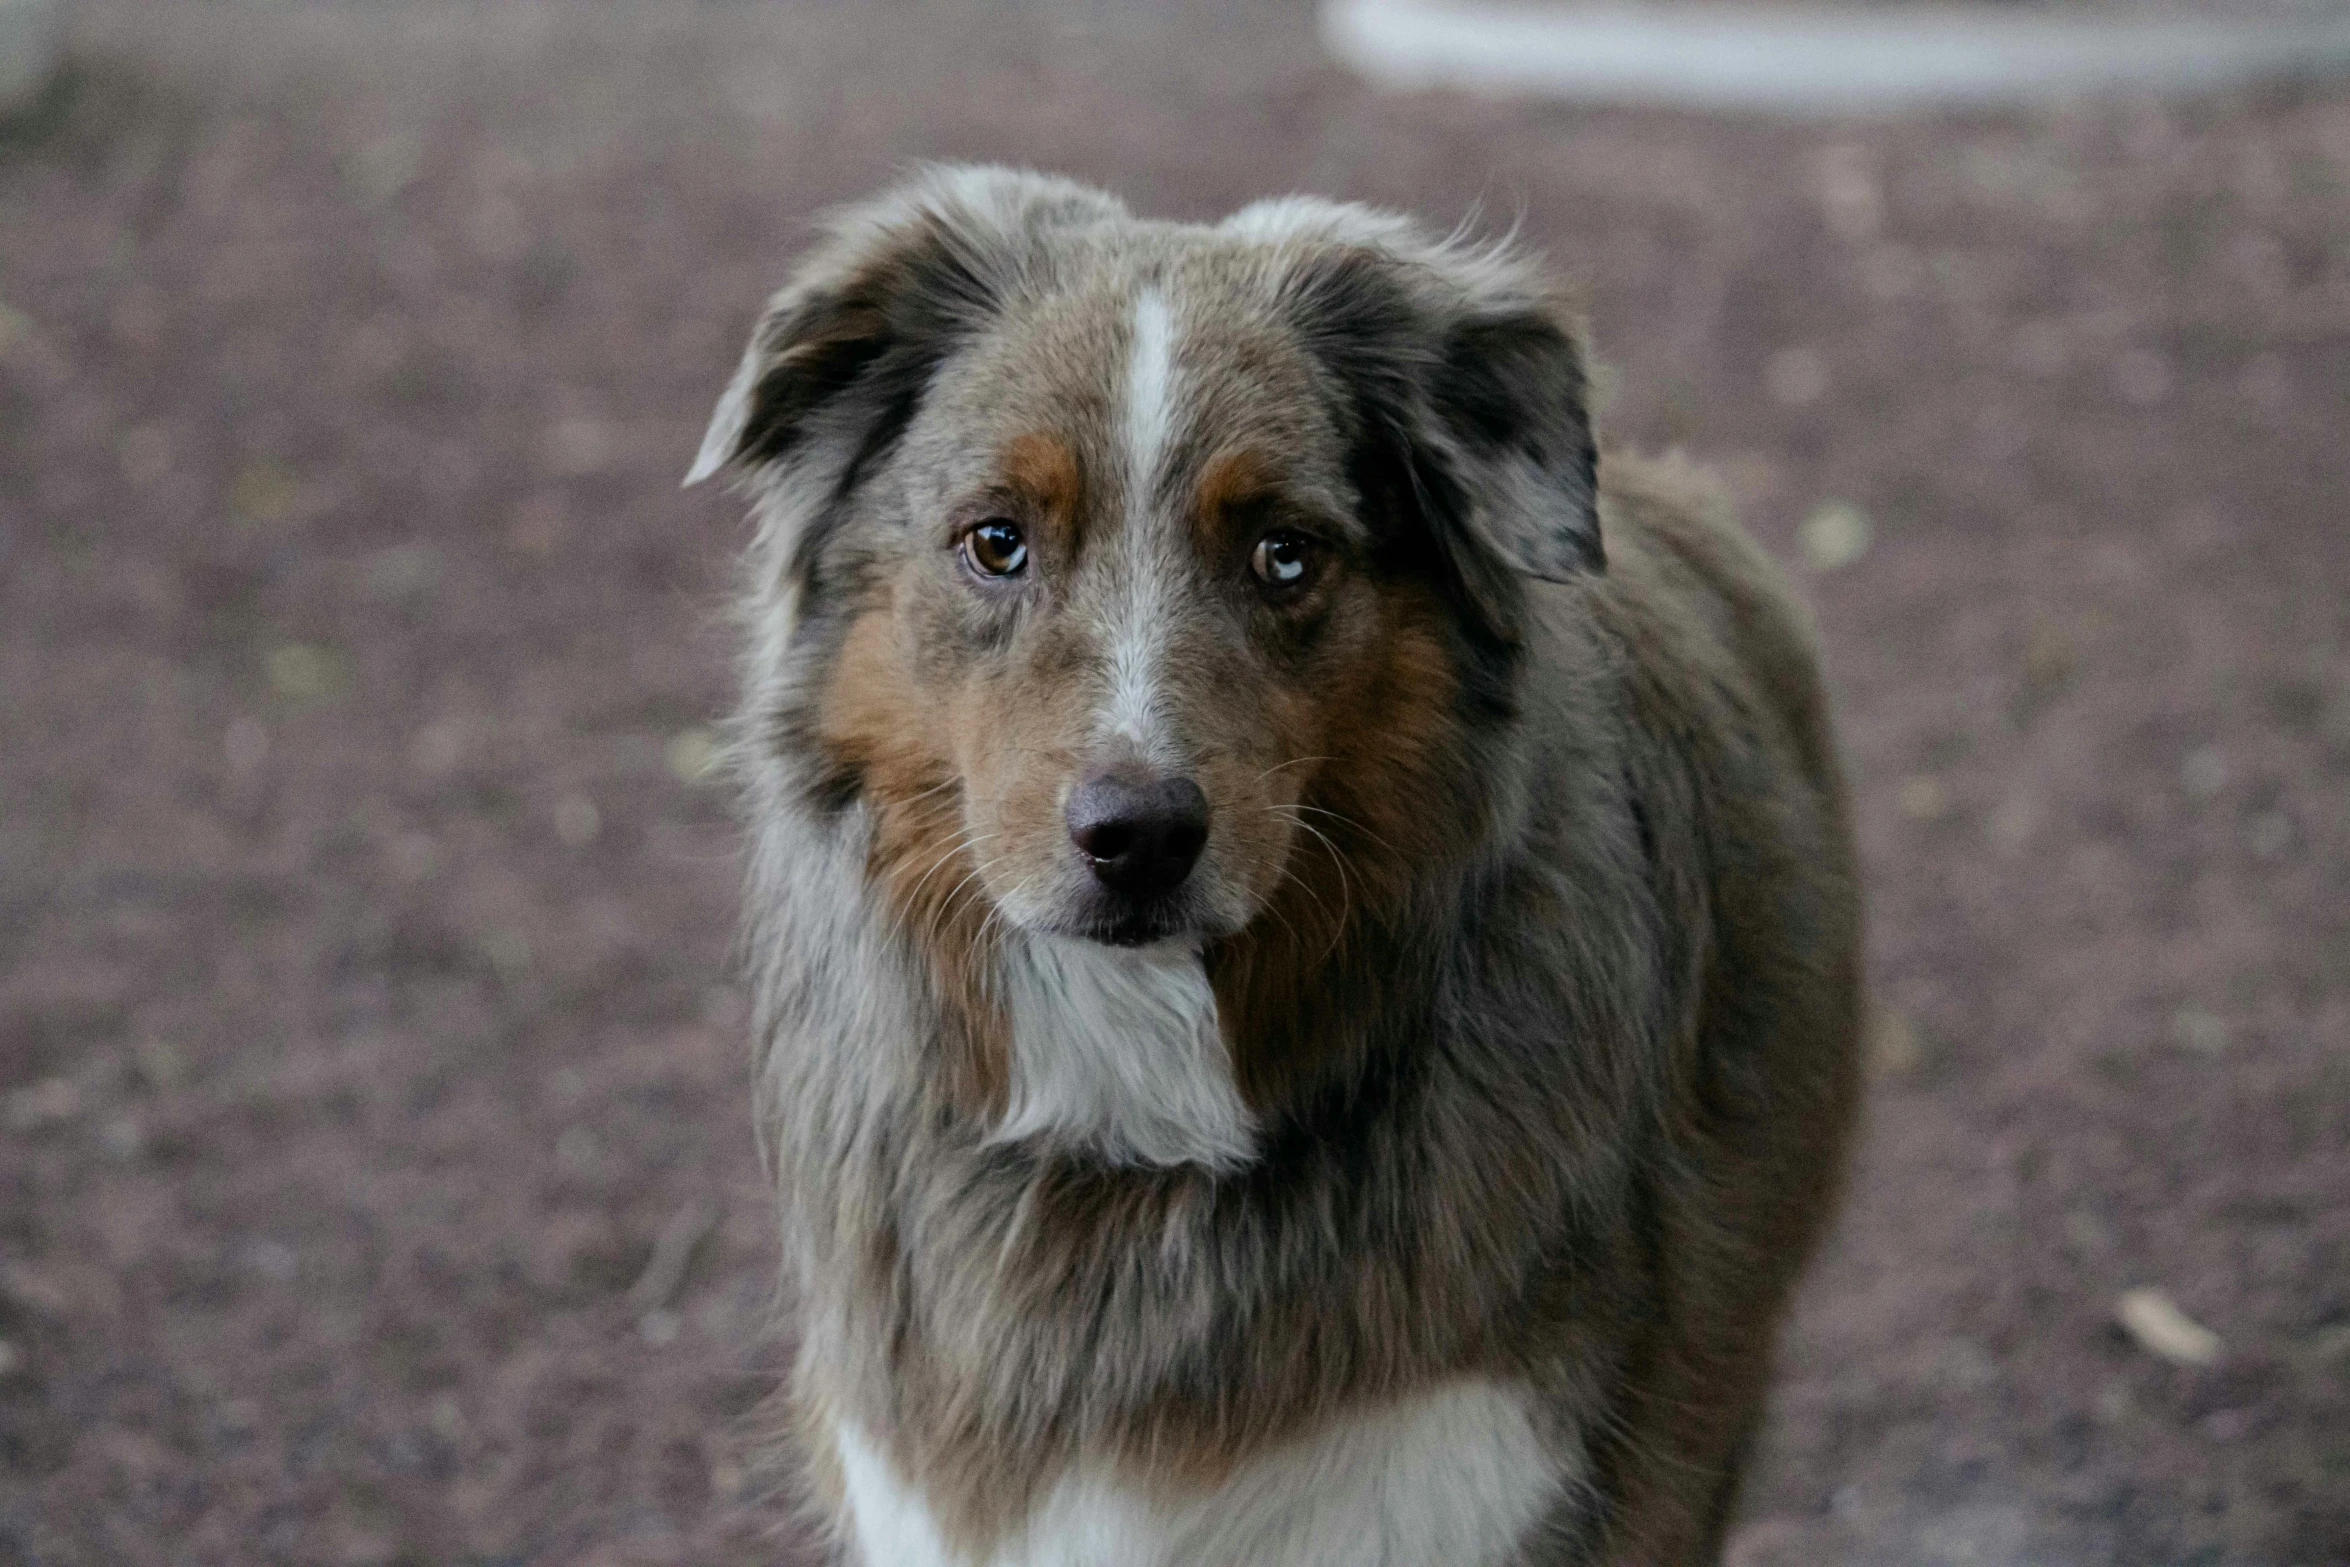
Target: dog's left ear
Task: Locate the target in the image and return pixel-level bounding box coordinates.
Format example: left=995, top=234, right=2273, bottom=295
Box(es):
left=686, top=165, right=1128, bottom=490
left=1269, top=211, right=1602, bottom=632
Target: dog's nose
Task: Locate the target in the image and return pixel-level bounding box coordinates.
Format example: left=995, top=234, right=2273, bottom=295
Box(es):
left=1066, top=768, right=1209, bottom=900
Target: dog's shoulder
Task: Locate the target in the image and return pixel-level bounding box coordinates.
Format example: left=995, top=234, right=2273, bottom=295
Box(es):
left=1565, top=449, right=1842, bottom=803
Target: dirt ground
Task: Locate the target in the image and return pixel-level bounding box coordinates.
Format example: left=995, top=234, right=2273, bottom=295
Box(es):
left=1, top=3, right=2345, bottom=1563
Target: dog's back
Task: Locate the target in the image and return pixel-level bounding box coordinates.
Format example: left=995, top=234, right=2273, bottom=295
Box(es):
left=693, top=167, right=1860, bottom=1566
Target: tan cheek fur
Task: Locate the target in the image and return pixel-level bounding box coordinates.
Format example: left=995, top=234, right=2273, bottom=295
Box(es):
left=818, top=603, right=1012, bottom=1113
left=1212, top=581, right=1471, bottom=1107
left=1173, top=450, right=1317, bottom=934
left=811, top=434, right=1106, bottom=1116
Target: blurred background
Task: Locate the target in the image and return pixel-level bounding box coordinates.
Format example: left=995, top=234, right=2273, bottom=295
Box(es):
left=1, top=2, right=2345, bottom=1563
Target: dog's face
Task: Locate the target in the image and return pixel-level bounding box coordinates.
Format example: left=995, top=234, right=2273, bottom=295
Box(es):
left=694, top=170, right=1601, bottom=959
left=837, top=283, right=1379, bottom=947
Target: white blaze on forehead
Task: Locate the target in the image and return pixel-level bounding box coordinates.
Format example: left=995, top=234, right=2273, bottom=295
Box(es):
left=1104, top=288, right=1180, bottom=749
left=1125, top=287, right=1177, bottom=491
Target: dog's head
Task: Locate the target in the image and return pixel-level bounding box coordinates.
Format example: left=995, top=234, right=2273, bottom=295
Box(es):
left=694, top=167, right=1599, bottom=961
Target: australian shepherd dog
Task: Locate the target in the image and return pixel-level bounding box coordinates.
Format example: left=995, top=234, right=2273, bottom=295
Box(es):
left=687, top=166, right=1861, bottom=1566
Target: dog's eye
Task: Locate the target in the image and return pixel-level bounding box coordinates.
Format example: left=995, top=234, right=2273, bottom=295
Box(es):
left=1251, top=530, right=1315, bottom=592
left=962, top=519, right=1028, bottom=578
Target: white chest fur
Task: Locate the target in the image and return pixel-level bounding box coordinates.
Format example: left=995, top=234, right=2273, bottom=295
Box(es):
left=833, top=1380, right=1566, bottom=1567
left=987, top=935, right=1257, bottom=1172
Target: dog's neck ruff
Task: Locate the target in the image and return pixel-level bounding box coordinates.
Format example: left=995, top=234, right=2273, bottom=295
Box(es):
left=987, top=933, right=1257, bottom=1172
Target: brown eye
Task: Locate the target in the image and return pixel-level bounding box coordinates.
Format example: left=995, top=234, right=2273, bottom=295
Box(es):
left=962, top=519, right=1028, bottom=578
left=1251, top=530, right=1314, bottom=592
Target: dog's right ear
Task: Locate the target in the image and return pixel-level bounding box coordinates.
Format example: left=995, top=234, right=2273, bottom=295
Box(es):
left=685, top=166, right=1127, bottom=489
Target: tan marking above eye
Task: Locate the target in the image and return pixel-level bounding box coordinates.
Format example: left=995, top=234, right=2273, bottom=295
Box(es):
left=1000, top=431, right=1083, bottom=546
left=1195, top=448, right=1276, bottom=553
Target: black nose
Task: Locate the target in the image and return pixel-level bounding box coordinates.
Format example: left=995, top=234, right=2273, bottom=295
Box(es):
left=1066, top=768, right=1209, bottom=900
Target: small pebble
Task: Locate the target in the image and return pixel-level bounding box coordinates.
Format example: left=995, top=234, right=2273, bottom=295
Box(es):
left=544, top=417, right=614, bottom=477
left=2116, top=1286, right=2221, bottom=1366
left=240, top=1239, right=300, bottom=1284
left=1797, top=503, right=1873, bottom=572
left=1897, top=774, right=1951, bottom=822
left=135, top=1037, right=189, bottom=1092
left=554, top=792, right=602, bottom=847
left=343, top=133, right=422, bottom=205
left=1764, top=346, right=1829, bottom=409
left=1987, top=796, right=2040, bottom=856
left=230, top=461, right=302, bottom=525
left=1868, top=1010, right=1925, bottom=1079
left=2171, top=1007, right=2227, bottom=1055
left=2199, top=1407, right=2253, bottom=1444
left=2063, top=1209, right=2114, bottom=1258
left=2180, top=746, right=2228, bottom=801
left=667, top=728, right=725, bottom=785
left=264, top=643, right=343, bottom=702
left=2244, top=811, right=2292, bottom=858
left=100, top=1116, right=146, bottom=1162
left=360, top=542, right=442, bottom=601
left=4, top=1077, right=81, bottom=1133
left=482, top=928, right=532, bottom=982
left=0, top=1264, right=71, bottom=1318
left=409, top=718, right=466, bottom=777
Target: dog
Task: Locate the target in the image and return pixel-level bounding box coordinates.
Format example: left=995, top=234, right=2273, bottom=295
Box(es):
left=687, top=166, right=1861, bottom=1566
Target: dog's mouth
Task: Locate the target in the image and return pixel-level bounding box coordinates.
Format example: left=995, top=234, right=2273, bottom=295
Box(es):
left=1076, top=909, right=1193, bottom=948
left=1033, top=888, right=1197, bottom=948
left=1032, top=882, right=1223, bottom=949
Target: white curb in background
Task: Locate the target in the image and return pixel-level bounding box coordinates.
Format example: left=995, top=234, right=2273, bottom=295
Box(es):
left=1323, top=0, right=2350, bottom=113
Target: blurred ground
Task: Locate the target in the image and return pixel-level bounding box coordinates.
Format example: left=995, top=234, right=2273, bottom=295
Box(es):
left=1, top=3, right=2346, bottom=1563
